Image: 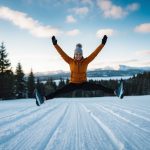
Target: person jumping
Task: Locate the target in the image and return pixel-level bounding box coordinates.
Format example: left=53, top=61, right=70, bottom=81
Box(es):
left=35, top=35, right=124, bottom=106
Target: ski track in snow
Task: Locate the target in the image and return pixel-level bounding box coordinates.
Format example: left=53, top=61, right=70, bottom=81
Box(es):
left=0, top=96, right=150, bottom=150
left=81, top=104, right=124, bottom=150
left=0, top=103, right=61, bottom=145
left=0, top=106, right=35, bottom=119
left=96, top=105, right=150, bottom=134
left=107, top=103, right=150, bottom=115
left=102, top=104, right=150, bottom=122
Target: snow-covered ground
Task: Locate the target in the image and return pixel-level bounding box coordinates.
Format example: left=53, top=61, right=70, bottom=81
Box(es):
left=0, top=95, right=150, bottom=150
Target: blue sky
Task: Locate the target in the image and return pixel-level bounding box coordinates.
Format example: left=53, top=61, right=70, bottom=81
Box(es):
left=0, top=0, right=150, bottom=73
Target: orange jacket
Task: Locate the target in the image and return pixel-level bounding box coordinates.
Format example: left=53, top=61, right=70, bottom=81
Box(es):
left=54, top=44, right=105, bottom=83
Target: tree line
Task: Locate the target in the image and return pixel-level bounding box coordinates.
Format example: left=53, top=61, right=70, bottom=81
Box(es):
left=0, top=42, right=34, bottom=99
left=0, top=42, right=150, bottom=100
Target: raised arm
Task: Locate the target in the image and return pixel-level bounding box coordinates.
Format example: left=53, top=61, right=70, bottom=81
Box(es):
left=52, top=36, right=73, bottom=64
left=85, top=35, right=107, bottom=64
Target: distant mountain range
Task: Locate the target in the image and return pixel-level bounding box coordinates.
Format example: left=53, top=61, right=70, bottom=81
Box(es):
left=33, top=65, right=150, bottom=80
left=118, top=65, right=150, bottom=71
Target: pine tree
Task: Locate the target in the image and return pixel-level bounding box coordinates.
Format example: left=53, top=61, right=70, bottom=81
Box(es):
left=0, top=42, right=14, bottom=99
left=45, top=78, right=56, bottom=95
left=3, top=70, right=15, bottom=99
left=36, top=78, right=45, bottom=96
left=27, top=69, right=35, bottom=98
left=0, top=42, right=11, bottom=73
left=58, top=78, right=65, bottom=88
left=15, top=63, right=26, bottom=99
left=66, top=78, right=69, bottom=85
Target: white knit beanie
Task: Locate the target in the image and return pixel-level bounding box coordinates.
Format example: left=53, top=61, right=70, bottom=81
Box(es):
left=74, top=43, right=83, bottom=55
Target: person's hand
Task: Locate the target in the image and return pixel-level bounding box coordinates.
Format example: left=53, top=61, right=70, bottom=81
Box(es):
left=102, top=35, right=107, bottom=45
left=52, top=36, right=57, bottom=45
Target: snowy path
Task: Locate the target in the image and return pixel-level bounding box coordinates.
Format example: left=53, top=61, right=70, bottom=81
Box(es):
left=0, top=96, right=150, bottom=150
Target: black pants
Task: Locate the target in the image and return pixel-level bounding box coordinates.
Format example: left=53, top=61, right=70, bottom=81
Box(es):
left=45, top=82, right=114, bottom=100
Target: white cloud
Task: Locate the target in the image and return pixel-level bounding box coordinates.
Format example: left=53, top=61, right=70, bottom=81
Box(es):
left=0, top=6, right=62, bottom=38
left=90, top=59, right=139, bottom=70
left=134, top=23, right=150, bottom=33
left=97, top=0, right=139, bottom=19
left=96, top=29, right=114, bottom=38
left=66, top=29, right=80, bottom=36
left=70, top=7, right=89, bottom=15
left=97, top=0, right=125, bottom=19
left=126, top=3, right=139, bottom=11
left=66, top=15, right=76, bottom=23
left=81, top=0, right=93, bottom=5
left=135, top=50, right=150, bottom=56
left=140, top=60, right=150, bottom=66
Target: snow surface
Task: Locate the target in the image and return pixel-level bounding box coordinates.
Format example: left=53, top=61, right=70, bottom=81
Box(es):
left=0, top=96, right=150, bottom=150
